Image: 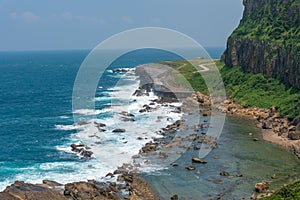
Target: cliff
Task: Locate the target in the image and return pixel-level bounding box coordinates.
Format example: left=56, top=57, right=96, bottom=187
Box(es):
left=222, top=0, right=300, bottom=89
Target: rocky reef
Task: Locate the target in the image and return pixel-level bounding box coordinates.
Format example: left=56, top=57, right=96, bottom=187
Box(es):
left=222, top=0, right=300, bottom=89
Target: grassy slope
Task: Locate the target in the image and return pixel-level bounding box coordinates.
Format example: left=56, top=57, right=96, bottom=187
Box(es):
left=158, top=60, right=300, bottom=119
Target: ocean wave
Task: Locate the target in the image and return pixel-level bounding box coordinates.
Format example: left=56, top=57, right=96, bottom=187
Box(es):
left=72, top=109, right=110, bottom=116
left=55, top=124, right=82, bottom=131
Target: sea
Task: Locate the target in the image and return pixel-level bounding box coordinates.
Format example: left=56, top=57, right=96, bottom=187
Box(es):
left=1, top=47, right=299, bottom=199
left=0, top=47, right=223, bottom=190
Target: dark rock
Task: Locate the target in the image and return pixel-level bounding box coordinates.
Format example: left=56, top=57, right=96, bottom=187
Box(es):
left=70, top=144, right=93, bottom=158
left=171, top=194, right=179, bottom=200
left=220, top=171, right=230, bottom=176
left=119, top=111, right=134, bottom=117
left=121, top=117, right=135, bottom=122
left=105, top=173, right=114, bottom=178
left=262, top=121, right=272, bottom=129
left=288, top=131, right=300, bottom=140
left=112, top=129, right=126, bottom=133
left=94, top=121, right=106, bottom=127
left=113, top=68, right=131, bottom=73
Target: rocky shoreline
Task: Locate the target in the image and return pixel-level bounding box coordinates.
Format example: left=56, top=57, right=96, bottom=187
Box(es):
left=216, top=98, right=300, bottom=159
left=0, top=172, right=159, bottom=200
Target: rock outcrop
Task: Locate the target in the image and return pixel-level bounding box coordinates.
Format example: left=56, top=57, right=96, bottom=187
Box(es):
left=222, top=0, right=300, bottom=89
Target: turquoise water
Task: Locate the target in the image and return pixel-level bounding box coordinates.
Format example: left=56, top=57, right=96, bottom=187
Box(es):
left=144, top=116, right=300, bottom=199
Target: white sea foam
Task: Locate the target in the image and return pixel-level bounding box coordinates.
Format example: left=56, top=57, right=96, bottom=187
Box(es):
left=55, top=124, right=82, bottom=131
left=72, top=108, right=111, bottom=116
left=59, top=115, right=69, bottom=119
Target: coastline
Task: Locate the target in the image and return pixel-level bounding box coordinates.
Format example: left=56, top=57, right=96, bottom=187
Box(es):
left=216, top=99, right=300, bottom=159
left=1, top=61, right=299, bottom=199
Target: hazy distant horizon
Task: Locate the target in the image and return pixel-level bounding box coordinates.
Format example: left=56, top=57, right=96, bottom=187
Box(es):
left=0, top=0, right=243, bottom=51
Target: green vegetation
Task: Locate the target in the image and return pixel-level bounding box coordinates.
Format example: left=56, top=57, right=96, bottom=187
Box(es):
left=231, top=0, right=300, bottom=53
left=157, top=60, right=209, bottom=93
left=158, top=60, right=300, bottom=119
left=221, top=63, right=300, bottom=119
left=261, top=180, right=300, bottom=199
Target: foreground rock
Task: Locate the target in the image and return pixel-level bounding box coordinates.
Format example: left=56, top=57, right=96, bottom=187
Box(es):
left=1, top=181, right=66, bottom=200
left=0, top=173, right=159, bottom=200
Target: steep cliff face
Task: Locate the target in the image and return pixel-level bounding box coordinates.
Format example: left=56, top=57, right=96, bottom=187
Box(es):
left=223, top=0, right=300, bottom=89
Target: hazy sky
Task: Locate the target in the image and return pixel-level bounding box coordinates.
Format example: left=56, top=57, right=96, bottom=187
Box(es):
left=0, top=0, right=244, bottom=51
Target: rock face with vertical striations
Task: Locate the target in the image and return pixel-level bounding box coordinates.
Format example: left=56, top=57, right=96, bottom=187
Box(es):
left=222, top=0, right=300, bottom=89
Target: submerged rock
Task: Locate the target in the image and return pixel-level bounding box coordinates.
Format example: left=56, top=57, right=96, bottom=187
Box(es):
left=192, top=158, right=207, bottom=164
left=185, top=166, right=196, bottom=171
left=220, top=171, right=230, bottom=176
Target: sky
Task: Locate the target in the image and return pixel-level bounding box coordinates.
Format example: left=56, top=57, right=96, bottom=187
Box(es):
left=0, top=0, right=244, bottom=51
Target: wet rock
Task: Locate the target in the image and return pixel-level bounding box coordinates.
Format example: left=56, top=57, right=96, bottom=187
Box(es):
left=70, top=144, right=93, bottom=158
left=220, top=171, right=230, bottom=176
left=140, top=142, right=158, bottom=153
left=255, top=181, right=270, bottom=193
left=105, top=173, right=114, bottom=178
left=192, top=158, right=207, bottom=164
left=170, top=163, right=179, bottom=167
left=185, top=166, right=196, bottom=171
left=236, top=173, right=243, bottom=177
left=171, top=194, right=179, bottom=200
left=112, top=129, right=126, bottom=133
left=119, top=111, right=134, bottom=117
left=212, top=180, right=224, bottom=184
left=121, top=117, right=135, bottom=122
left=113, top=68, right=131, bottom=73
left=253, top=138, right=259, bottom=141
left=94, top=121, right=106, bottom=127
left=271, top=174, right=277, bottom=179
